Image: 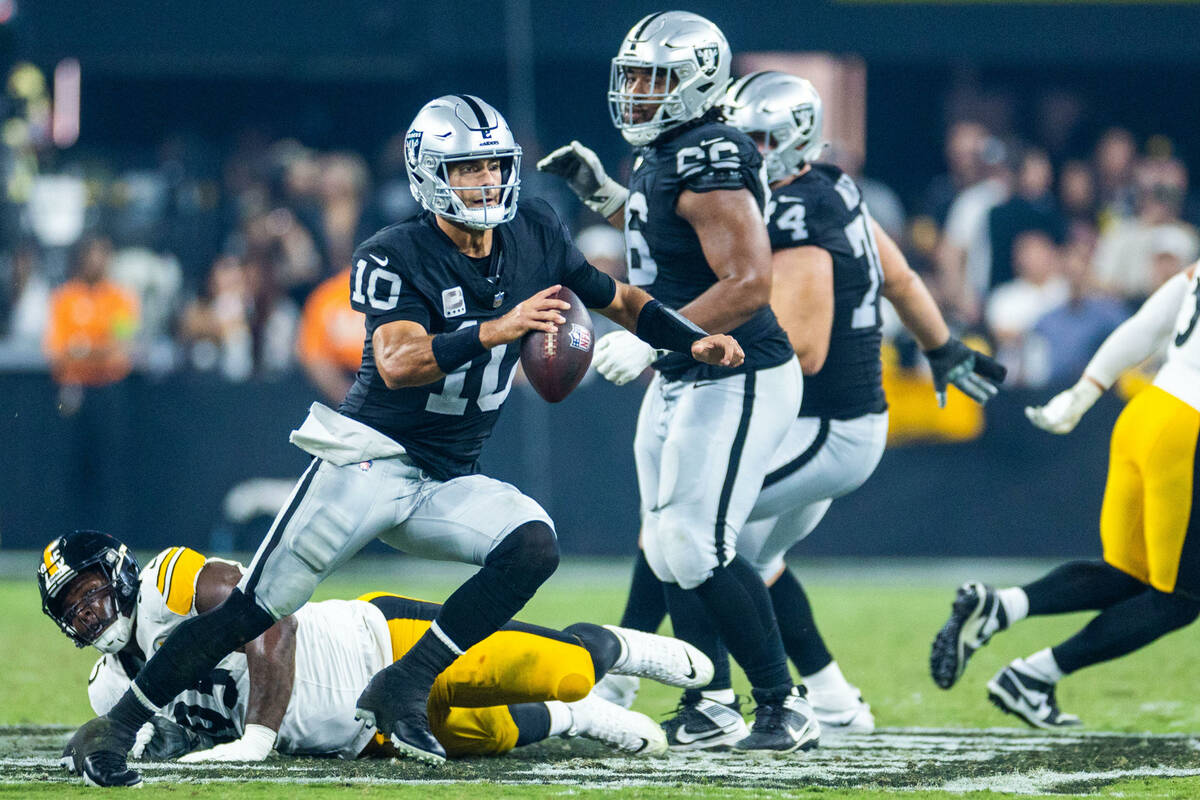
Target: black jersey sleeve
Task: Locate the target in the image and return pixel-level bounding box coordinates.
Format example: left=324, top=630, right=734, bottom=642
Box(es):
left=673, top=126, right=764, bottom=195
left=525, top=198, right=618, bottom=309
left=349, top=243, right=435, bottom=330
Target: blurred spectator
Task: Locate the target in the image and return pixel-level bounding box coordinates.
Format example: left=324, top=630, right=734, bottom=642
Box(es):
left=1093, top=127, right=1138, bottom=224
left=1059, top=159, right=1099, bottom=229
left=178, top=255, right=256, bottom=380
left=938, top=135, right=1013, bottom=324
left=0, top=238, right=50, bottom=358
left=1025, top=233, right=1127, bottom=387
left=296, top=268, right=363, bottom=404
left=108, top=246, right=183, bottom=372
left=316, top=152, right=377, bottom=272
left=1092, top=157, right=1198, bottom=301
left=830, top=143, right=907, bottom=242
left=43, top=234, right=140, bottom=392
left=987, top=147, right=1065, bottom=288
left=1148, top=225, right=1197, bottom=290
left=985, top=230, right=1069, bottom=383
left=922, top=120, right=988, bottom=226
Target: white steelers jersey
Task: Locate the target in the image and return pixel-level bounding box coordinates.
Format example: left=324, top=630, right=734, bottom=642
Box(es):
left=1156, top=266, right=1200, bottom=411
left=91, top=548, right=394, bottom=759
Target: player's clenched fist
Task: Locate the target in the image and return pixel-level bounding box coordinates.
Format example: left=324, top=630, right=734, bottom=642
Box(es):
left=480, top=285, right=570, bottom=346
left=691, top=334, right=743, bottom=368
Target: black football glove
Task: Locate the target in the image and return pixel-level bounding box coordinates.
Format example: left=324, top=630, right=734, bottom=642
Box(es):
left=923, top=337, right=1007, bottom=408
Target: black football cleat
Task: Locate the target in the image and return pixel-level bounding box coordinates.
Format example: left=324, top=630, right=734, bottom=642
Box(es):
left=661, top=691, right=749, bottom=751
left=930, top=582, right=1007, bottom=689
left=355, top=670, right=446, bottom=766
left=987, top=660, right=1081, bottom=730
left=734, top=685, right=820, bottom=754
left=61, top=717, right=142, bottom=788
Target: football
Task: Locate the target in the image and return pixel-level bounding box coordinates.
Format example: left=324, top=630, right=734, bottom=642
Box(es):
left=520, top=287, right=594, bottom=403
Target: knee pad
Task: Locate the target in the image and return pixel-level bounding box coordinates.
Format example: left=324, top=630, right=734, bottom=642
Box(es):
left=486, top=521, right=559, bottom=597
left=654, top=514, right=717, bottom=591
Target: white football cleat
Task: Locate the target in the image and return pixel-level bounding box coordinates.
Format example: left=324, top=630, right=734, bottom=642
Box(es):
left=565, top=693, right=667, bottom=756
left=592, top=673, right=640, bottom=709
left=602, top=625, right=714, bottom=689
left=809, top=689, right=875, bottom=735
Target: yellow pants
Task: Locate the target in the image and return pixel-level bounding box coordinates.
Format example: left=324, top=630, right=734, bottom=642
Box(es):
left=357, top=592, right=596, bottom=757
left=1101, top=386, right=1200, bottom=597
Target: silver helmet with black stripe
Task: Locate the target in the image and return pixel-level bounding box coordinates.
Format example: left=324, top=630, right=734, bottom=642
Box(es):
left=723, top=71, right=826, bottom=183
left=405, top=94, right=522, bottom=229
left=608, top=11, right=732, bottom=146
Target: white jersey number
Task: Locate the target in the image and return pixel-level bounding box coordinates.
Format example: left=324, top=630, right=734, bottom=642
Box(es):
left=844, top=211, right=885, bottom=330
left=425, top=320, right=516, bottom=415
left=625, top=191, right=659, bottom=286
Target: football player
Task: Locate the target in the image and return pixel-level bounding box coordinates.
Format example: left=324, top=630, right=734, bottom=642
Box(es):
left=63, top=94, right=743, bottom=786
left=931, top=260, right=1200, bottom=728
left=539, top=13, right=813, bottom=753
left=42, top=532, right=714, bottom=766
left=586, top=72, right=1006, bottom=743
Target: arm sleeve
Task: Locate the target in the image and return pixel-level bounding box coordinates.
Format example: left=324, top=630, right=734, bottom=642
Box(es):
left=1083, top=270, right=1190, bottom=388
left=350, top=245, right=433, bottom=330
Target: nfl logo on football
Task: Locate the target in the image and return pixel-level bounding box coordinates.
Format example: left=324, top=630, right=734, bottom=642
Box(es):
left=568, top=323, right=592, bottom=352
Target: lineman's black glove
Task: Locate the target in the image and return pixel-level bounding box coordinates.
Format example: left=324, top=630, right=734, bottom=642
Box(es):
left=923, top=337, right=1007, bottom=407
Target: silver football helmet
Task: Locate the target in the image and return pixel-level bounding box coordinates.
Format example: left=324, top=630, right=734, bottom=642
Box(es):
left=723, top=72, right=826, bottom=183
left=608, top=11, right=732, bottom=146
left=404, top=94, right=522, bottom=229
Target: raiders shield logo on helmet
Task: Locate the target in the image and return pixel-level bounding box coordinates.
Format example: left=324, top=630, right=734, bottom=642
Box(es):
left=696, top=45, right=720, bottom=76
left=792, top=106, right=816, bottom=137
left=404, top=130, right=424, bottom=170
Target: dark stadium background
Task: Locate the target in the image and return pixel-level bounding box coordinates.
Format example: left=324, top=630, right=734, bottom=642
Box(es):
left=1, top=1, right=1196, bottom=557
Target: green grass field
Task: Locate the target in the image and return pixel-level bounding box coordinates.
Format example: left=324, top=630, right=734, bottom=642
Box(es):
left=3, top=555, right=1200, bottom=797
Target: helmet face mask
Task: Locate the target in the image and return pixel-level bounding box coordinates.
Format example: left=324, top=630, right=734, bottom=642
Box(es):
left=405, top=95, right=522, bottom=230
left=723, top=72, right=826, bottom=183
left=609, top=12, right=731, bottom=146
left=38, top=532, right=139, bottom=653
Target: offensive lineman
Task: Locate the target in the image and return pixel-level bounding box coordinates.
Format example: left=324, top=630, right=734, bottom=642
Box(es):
left=63, top=94, right=743, bottom=786
left=590, top=72, right=1005, bottom=744
left=931, top=260, right=1200, bottom=728
left=40, top=532, right=713, bottom=762
left=539, top=13, right=813, bottom=752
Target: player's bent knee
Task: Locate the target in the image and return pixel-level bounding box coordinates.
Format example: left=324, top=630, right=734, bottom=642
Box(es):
left=1156, top=589, right=1200, bottom=627
left=555, top=671, right=593, bottom=703
left=655, top=521, right=717, bottom=590
left=486, top=520, right=559, bottom=595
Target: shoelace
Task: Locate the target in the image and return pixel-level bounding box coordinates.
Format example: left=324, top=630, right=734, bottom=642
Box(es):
left=750, top=702, right=785, bottom=732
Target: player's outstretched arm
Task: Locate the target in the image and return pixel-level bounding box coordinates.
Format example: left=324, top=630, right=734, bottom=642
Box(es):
left=176, top=561, right=297, bottom=762
left=1027, top=263, right=1196, bottom=434
left=373, top=289, right=569, bottom=389
left=875, top=219, right=1006, bottom=407
left=674, top=188, right=774, bottom=334
left=771, top=245, right=834, bottom=374
left=536, top=141, right=627, bottom=229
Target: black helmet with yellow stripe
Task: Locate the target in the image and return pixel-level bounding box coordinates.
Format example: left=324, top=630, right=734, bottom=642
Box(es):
left=38, top=531, right=139, bottom=653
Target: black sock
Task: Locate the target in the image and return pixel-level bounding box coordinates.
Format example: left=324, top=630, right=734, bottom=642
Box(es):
left=662, top=584, right=732, bottom=692
left=1052, top=588, right=1200, bottom=674
left=509, top=703, right=552, bottom=747
left=670, top=556, right=790, bottom=690
left=618, top=550, right=668, bottom=633
left=1023, top=560, right=1146, bottom=615
left=769, top=568, right=833, bottom=677
left=389, top=521, right=559, bottom=689
left=563, top=622, right=622, bottom=680
left=108, top=589, right=274, bottom=747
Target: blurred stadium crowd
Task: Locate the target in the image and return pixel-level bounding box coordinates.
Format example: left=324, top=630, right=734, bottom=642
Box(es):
left=1, top=61, right=1196, bottom=413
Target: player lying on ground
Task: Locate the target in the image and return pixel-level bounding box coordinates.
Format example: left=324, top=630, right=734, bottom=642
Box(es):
left=931, top=260, right=1200, bottom=728
left=41, top=532, right=715, bottom=762
left=60, top=92, right=742, bottom=787
left=539, top=11, right=818, bottom=755
left=552, top=71, right=1006, bottom=745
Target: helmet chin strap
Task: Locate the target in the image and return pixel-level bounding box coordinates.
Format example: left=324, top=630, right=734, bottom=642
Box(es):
left=92, top=614, right=134, bottom=655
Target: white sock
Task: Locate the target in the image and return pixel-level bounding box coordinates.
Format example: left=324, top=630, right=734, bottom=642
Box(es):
left=1022, top=648, right=1064, bottom=683
left=545, top=700, right=574, bottom=736
left=996, top=587, right=1029, bottom=627
left=701, top=688, right=736, bottom=705
left=802, top=661, right=855, bottom=701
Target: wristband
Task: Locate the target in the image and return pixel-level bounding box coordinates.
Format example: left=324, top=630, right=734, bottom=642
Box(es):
left=431, top=325, right=487, bottom=373
left=635, top=300, right=707, bottom=354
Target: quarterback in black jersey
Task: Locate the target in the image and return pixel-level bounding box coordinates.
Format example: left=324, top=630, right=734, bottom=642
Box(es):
left=540, top=13, right=814, bottom=754
left=62, top=94, right=744, bottom=786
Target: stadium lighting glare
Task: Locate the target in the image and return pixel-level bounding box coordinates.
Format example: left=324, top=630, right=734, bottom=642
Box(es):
left=52, top=58, right=80, bottom=149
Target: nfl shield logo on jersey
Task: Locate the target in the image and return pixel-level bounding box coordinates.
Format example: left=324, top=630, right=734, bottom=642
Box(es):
left=442, top=286, right=466, bottom=318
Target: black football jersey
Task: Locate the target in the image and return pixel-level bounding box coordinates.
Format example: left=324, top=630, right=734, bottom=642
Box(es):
left=626, top=118, right=795, bottom=380
left=767, top=163, right=887, bottom=419
left=338, top=198, right=616, bottom=480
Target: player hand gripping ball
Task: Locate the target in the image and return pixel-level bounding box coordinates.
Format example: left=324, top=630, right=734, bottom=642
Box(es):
left=1025, top=377, right=1103, bottom=434
left=923, top=337, right=1008, bottom=407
